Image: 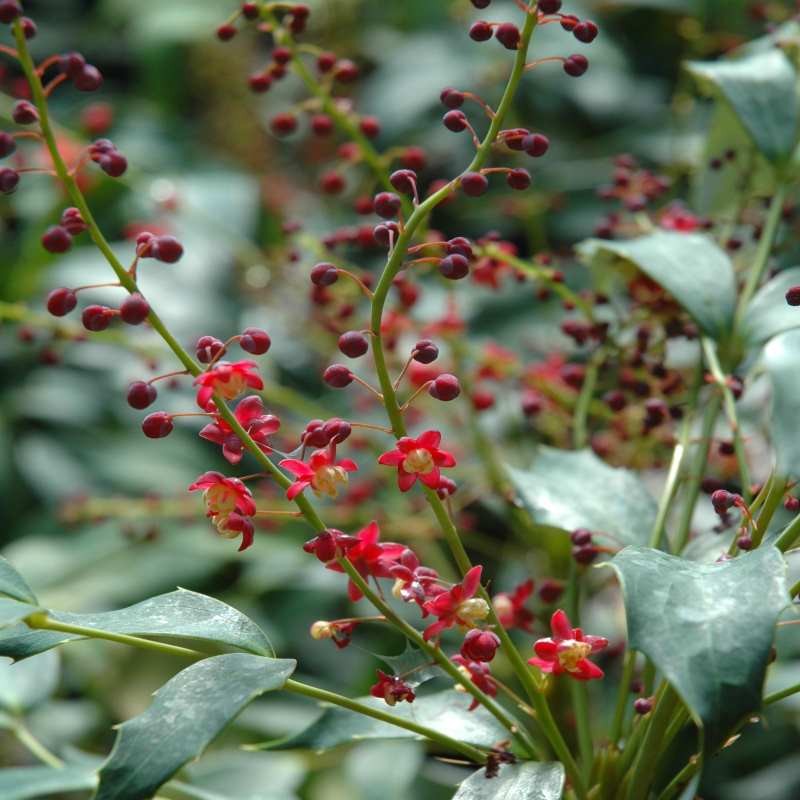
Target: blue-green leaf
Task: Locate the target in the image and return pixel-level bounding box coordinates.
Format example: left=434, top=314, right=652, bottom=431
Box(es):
left=763, top=329, right=800, bottom=479
left=742, top=267, right=800, bottom=347
left=506, top=447, right=657, bottom=548
left=453, top=762, right=565, bottom=799
left=0, top=765, right=97, bottom=800
left=610, top=546, right=788, bottom=750
left=577, top=232, right=736, bottom=339
left=0, top=589, right=272, bottom=660
left=0, top=651, right=60, bottom=714
left=686, top=49, right=800, bottom=166
left=0, top=598, right=39, bottom=630
left=0, top=556, right=37, bottom=605
left=94, top=653, right=296, bottom=800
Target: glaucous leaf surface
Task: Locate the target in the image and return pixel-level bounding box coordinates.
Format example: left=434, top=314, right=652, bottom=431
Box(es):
left=686, top=49, right=799, bottom=166
left=94, top=654, right=296, bottom=800
left=610, top=545, right=788, bottom=750
left=507, top=447, right=657, bottom=547
left=0, top=556, right=37, bottom=604
left=0, top=765, right=98, bottom=800
left=0, top=589, right=272, bottom=660
left=578, top=232, right=736, bottom=339
left=0, top=598, right=39, bottom=629
left=453, top=762, right=565, bottom=800
left=0, top=651, right=60, bottom=714
left=763, top=329, right=800, bottom=479
left=741, top=268, right=800, bottom=348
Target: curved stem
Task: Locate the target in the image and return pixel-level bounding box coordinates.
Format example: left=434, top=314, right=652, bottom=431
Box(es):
left=12, top=722, right=65, bottom=769
left=609, top=651, right=636, bottom=746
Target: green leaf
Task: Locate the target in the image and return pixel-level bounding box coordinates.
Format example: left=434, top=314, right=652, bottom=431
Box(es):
left=94, top=653, right=296, bottom=800
left=0, top=598, right=39, bottom=629
left=0, top=765, right=98, bottom=800
left=577, top=232, right=736, bottom=339
left=0, top=651, right=60, bottom=714
left=267, top=690, right=507, bottom=752
left=0, top=556, right=37, bottom=605
left=453, top=762, right=565, bottom=799
left=686, top=49, right=800, bottom=165
left=741, top=267, right=800, bottom=348
left=610, top=545, right=788, bottom=750
left=506, top=447, right=657, bottom=548
left=0, top=589, right=272, bottom=660
left=376, top=643, right=441, bottom=689
left=763, top=329, right=800, bottom=479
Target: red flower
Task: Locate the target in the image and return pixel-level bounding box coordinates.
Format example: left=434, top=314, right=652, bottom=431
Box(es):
left=422, top=565, right=488, bottom=641
left=389, top=548, right=444, bottom=610
left=369, top=670, right=415, bottom=706
left=326, top=521, right=405, bottom=601
left=528, top=609, right=608, bottom=681
left=452, top=654, right=498, bottom=710
left=493, top=579, right=535, bottom=632
left=280, top=449, right=359, bottom=500
left=460, top=629, right=500, bottom=662
left=215, top=511, right=255, bottom=551
left=194, top=360, right=263, bottom=410
left=188, top=471, right=257, bottom=518
left=378, top=430, right=456, bottom=492
left=199, top=395, right=280, bottom=464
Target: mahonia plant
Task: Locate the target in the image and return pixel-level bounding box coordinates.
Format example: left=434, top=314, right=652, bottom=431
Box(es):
left=1, top=1, right=800, bottom=799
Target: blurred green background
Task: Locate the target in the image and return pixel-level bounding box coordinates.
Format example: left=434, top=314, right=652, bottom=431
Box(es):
left=2, top=1, right=800, bottom=798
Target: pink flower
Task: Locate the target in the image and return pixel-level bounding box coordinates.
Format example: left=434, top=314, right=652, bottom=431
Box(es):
left=194, top=360, right=263, bottom=410
left=389, top=548, right=444, bottom=610
left=199, top=395, right=280, bottom=464
left=215, top=511, right=255, bottom=551
left=493, top=579, right=535, bottom=632
left=369, top=670, right=415, bottom=706
left=378, top=430, right=456, bottom=492
left=280, top=449, right=359, bottom=500
left=326, top=521, right=406, bottom=601
left=422, top=565, right=488, bottom=641
left=528, top=609, right=608, bottom=681
left=188, top=471, right=257, bottom=551
left=452, top=654, right=497, bottom=710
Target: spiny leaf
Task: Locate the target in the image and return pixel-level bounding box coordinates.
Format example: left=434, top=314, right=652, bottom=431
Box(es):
left=0, top=556, right=37, bottom=605
left=453, top=761, right=565, bottom=800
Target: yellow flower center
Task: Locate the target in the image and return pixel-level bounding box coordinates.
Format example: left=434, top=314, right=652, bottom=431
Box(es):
left=557, top=640, right=592, bottom=672
left=492, top=595, right=514, bottom=619
left=311, top=465, right=349, bottom=497
left=214, top=513, right=240, bottom=539
left=205, top=484, right=238, bottom=515
left=216, top=372, right=247, bottom=400
left=402, top=448, right=435, bottom=474
left=457, top=598, right=490, bottom=625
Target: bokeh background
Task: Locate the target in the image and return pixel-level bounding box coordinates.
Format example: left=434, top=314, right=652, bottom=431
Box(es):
left=1, top=1, right=800, bottom=798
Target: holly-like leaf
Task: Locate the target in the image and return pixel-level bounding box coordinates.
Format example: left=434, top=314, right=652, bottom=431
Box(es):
left=453, top=762, right=565, bottom=799
left=94, top=653, right=296, bottom=800
left=686, top=49, right=799, bottom=166
left=742, top=268, right=800, bottom=348
left=266, top=690, right=507, bottom=752
left=0, top=765, right=98, bottom=800
left=577, top=232, right=736, bottom=339
left=506, top=447, right=657, bottom=548
left=763, top=329, right=800, bottom=479
left=0, top=589, right=272, bottom=661
left=0, top=556, right=37, bottom=605
left=0, top=651, right=60, bottom=714
left=0, top=598, right=39, bottom=629
left=376, top=643, right=441, bottom=689
left=610, top=546, right=788, bottom=750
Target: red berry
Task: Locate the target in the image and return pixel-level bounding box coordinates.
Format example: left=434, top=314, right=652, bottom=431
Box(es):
left=785, top=495, right=800, bottom=512
left=443, top=110, right=468, bottom=132
left=374, top=192, right=401, bottom=219
left=151, top=235, right=183, bottom=263
left=447, top=237, right=473, bottom=258
left=402, top=146, right=427, bottom=171
left=359, top=116, right=381, bottom=138
left=711, top=489, right=737, bottom=514
left=571, top=528, right=593, bottom=546
left=338, top=331, right=369, bottom=358
left=564, top=54, right=589, bottom=77
left=472, top=389, right=495, bottom=410
left=412, top=339, right=438, bottom=364
left=323, top=364, right=353, bottom=388
left=470, top=0, right=492, bottom=8
left=240, top=327, right=271, bottom=354
left=604, top=390, right=626, bottom=412
left=270, top=113, right=298, bottom=136
left=317, top=52, right=336, bottom=73
left=73, top=64, right=103, bottom=92
left=439, top=253, right=470, bottom=280
left=272, top=46, right=291, bottom=64
left=560, top=14, right=579, bottom=31
left=320, top=171, right=346, bottom=194
left=0, top=132, right=16, bottom=158
left=41, top=226, right=73, bottom=253
left=216, top=24, right=237, bottom=41
left=537, top=0, right=561, bottom=12
left=310, top=114, right=333, bottom=135
left=20, top=14, right=35, bottom=37
left=59, top=52, right=86, bottom=77
left=120, top=293, right=150, bottom=325
left=786, top=286, right=800, bottom=306
left=46, top=287, right=77, bottom=317
left=461, top=172, right=489, bottom=197
left=523, top=132, right=550, bottom=157
left=495, top=22, right=520, bottom=50
left=142, top=412, right=173, bottom=438
left=429, top=373, right=460, bottom=401
left=633, top=697, right=653, bottom=715
left=12, top=100, right=38, bottom=125
left=460, top=629, right=500, bottom=662
left=248, top=73, right=272, bottom=93
left=323, top=417, right=352, bottom=443
left=390, top=169, right=416, bottom=194
left=97, top=151, right=127, bottom=177
left=572, top=544, right=598, bottom=564
left=127, top=381, right=157, bottom=409
left=0, top=0, right=21, bottom=24
left=373, top=222, right=399, bottom=246
left=538, top=579, right=564, bottom=603
left=82, top=304, right=114, bottom=332
left=334, top=60, right=359, bottom=82
left=469, top=21, right=493, bottom=42
left=507, top=168, right=531, bottom=190
left=737, top=535, right=753, bottom=551
left=440, top=87, right=465, bottom=108
left=522, top=390, right=544, bottom=416
left=241, top=2, right=259, bottom=20
left=574, top=21, right=598, bottom=43
left=0, top=167, right=19, bottom=193
left=196, top=335, right=226, bottom=363
left=311, top=262, right=339, bottom=286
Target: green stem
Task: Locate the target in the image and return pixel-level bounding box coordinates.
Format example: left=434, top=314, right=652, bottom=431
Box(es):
left=764, top=680, right=800, bottom=705
left=775, top=511, right=800, bottom=552
left=755, top=476, right=789, bottom=549
left=673, top=393, right=722, bottom=553
left=284, top=678, right=487, bottom=763
left=573, top=350, right=602, bottom=451
left=656, top=756, right=701, bottom=800
left=609, top=651, right=636, bottom=746
left=12, top=722, right=65, bottom=769
left=700, top=337, right=750, bottom=501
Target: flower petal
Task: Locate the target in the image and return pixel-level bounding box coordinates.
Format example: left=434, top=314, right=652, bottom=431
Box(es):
left=550, top=609, right=574, bottom=641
